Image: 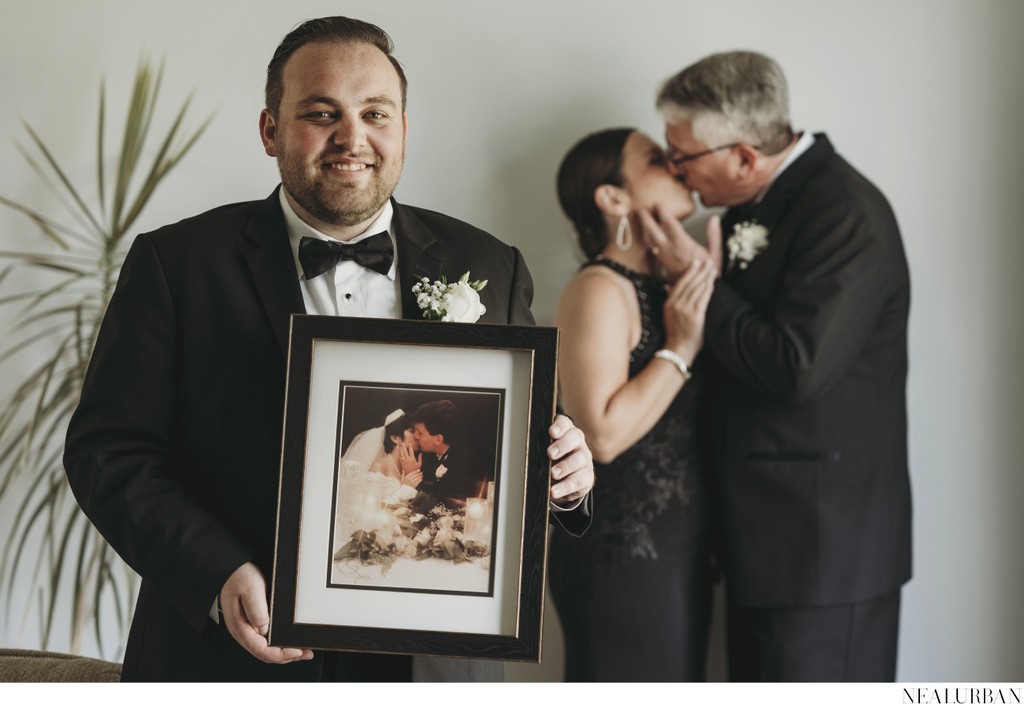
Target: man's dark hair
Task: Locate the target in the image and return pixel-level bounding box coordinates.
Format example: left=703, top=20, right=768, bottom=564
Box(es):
left=265, top=16, right=408, bottom=117
left=413, top=400, right=458, bottom=446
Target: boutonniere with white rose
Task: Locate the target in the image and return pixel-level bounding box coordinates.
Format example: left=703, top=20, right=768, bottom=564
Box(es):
left=412, top=271, right=488, bottom=322
left=435, top=464, right=448, bottom=480
left=727, top=220, right=770, bottom=271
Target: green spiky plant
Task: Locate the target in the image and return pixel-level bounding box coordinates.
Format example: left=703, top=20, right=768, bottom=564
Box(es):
left=0, top=60, right=210, bottom=656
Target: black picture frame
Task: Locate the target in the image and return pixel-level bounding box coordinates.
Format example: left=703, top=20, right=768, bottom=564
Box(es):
left=269, top=315, right=558, bottom=662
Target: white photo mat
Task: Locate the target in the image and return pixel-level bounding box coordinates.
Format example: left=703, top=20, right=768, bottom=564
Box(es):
left=292, top=339, right=533, bottom=637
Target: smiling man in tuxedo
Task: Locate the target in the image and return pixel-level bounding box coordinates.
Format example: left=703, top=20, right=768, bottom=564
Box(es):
left=63, top=16, right=593, bottom=682
left=641, top=51, right=911, bottom=681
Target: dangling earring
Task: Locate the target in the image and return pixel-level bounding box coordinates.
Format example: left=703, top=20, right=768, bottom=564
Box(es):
left=615, top=216, right=633, bottom=251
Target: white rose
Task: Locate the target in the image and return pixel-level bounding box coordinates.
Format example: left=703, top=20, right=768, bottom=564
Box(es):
left=445, top=282, right=487, bottom=323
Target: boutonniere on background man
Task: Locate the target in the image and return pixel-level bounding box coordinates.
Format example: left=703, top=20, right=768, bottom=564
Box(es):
left=435, top=464, right=448, bottom=480
left=413, top=271, right=488, bottom=322
left=727, top=220, right=770, bottom=271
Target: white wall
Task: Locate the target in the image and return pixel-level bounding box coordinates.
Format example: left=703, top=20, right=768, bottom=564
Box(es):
left=1, top=0, right=1021, bottom=682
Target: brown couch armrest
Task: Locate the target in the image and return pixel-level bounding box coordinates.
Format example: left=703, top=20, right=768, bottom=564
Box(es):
left=0, top=648, right=122, bottom=682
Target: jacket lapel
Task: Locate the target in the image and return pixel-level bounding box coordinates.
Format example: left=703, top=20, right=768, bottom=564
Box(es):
left=724, top=133, right=835, bottom=282
left=391, top=200, right=443, bottom=319
left=750, top=133, right=834, bottom=230
left=241, top=188, right=305, bottom=357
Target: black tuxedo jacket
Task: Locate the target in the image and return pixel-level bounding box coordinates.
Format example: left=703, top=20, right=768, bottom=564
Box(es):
left=63, top=189, right=587, bottom=681
left=428, top=445, right=486, bottom=505
left=703, top=135, right=912, bottom=608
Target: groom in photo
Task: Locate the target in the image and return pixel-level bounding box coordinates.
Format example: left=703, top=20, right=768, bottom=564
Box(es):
left=63, top=16, right=593, bottom=682
left=642, top=51, right=911, bottom=681
left=411, top=399, right=487, bottom=508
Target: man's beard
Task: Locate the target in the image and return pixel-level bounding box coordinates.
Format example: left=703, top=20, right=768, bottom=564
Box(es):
left=278, top=150, right=403, bottom=229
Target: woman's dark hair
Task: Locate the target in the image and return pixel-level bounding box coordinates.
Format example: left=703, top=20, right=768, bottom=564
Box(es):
left=556, top=128, right=635, bottom=259
left=382, top=414, right=413, bottom=454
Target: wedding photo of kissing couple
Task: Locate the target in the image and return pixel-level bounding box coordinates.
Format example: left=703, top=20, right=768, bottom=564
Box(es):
left=328, top=386, right=504, bottom=595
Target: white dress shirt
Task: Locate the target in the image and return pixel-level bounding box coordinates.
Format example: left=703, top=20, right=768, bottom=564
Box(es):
left=279, top=188, right=401, bottom=319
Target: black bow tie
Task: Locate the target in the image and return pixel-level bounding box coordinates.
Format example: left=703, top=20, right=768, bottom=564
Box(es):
left=298, top=232, right=394, bottom=280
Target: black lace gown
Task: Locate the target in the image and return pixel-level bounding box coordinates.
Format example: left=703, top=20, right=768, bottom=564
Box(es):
left=548, top=258, right=711, bottom=682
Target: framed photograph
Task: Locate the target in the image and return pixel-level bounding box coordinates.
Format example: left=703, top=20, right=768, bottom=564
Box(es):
left=269, top=315, right=558, bottom=662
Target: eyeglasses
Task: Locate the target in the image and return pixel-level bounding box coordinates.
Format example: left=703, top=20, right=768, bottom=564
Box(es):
left=668, top=142, right=754, bottom=167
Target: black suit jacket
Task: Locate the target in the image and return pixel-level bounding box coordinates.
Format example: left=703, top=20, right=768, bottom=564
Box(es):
left=428, top=445, right=486, bottom=506
left=63, top=189, right=587, bottom=681
left=703, top=135, right=912, bottom=608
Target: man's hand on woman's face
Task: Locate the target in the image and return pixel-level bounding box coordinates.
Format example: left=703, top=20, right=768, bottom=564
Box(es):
left=638, top=206, right=722, bottom=279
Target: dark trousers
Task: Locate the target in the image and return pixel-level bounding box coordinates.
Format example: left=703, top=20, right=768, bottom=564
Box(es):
left=726, top=588, right=901, bottom=682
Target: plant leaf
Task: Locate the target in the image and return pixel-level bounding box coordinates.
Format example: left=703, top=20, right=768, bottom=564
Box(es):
left=0, top=57, right=205, bottom=658
left=96, top=78, right=106, bottom=214
left=117, top=100, right=212, bottom=240
left=0, top=194, right=94, bottom=250
left=19, top=123, right=105, bottom=239
left=111, top=60, right=156, bottom=236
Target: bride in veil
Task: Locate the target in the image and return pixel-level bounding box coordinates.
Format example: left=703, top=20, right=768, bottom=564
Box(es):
left=340, top=408, right=423, bottom=489
left=333, top=408, right=423, bottom=550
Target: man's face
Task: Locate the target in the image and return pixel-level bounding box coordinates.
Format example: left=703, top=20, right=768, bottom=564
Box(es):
left=413, top=423, right=442, bottom=454
left=664, top=119, right=742, bottom=208
left=260, top=41, right=407, bottom=238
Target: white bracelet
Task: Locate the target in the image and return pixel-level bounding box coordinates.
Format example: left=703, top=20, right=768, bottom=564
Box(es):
left=654, top=349, right=692, bottom=381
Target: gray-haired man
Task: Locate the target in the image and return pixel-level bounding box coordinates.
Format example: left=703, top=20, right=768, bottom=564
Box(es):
left=643, top=51, right=911, bottom=681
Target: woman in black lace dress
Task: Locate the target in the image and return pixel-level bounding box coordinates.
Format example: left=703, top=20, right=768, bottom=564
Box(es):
left=548, top=128, right=716, bottom=681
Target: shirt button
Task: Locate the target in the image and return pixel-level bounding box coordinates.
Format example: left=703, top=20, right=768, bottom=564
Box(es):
left=344, top=293, right=352, bottom=300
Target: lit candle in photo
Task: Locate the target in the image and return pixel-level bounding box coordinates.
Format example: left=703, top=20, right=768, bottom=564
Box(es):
left=359, top=484, right=385, bottom=529
left=464, top=497, right=488, bottom=544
